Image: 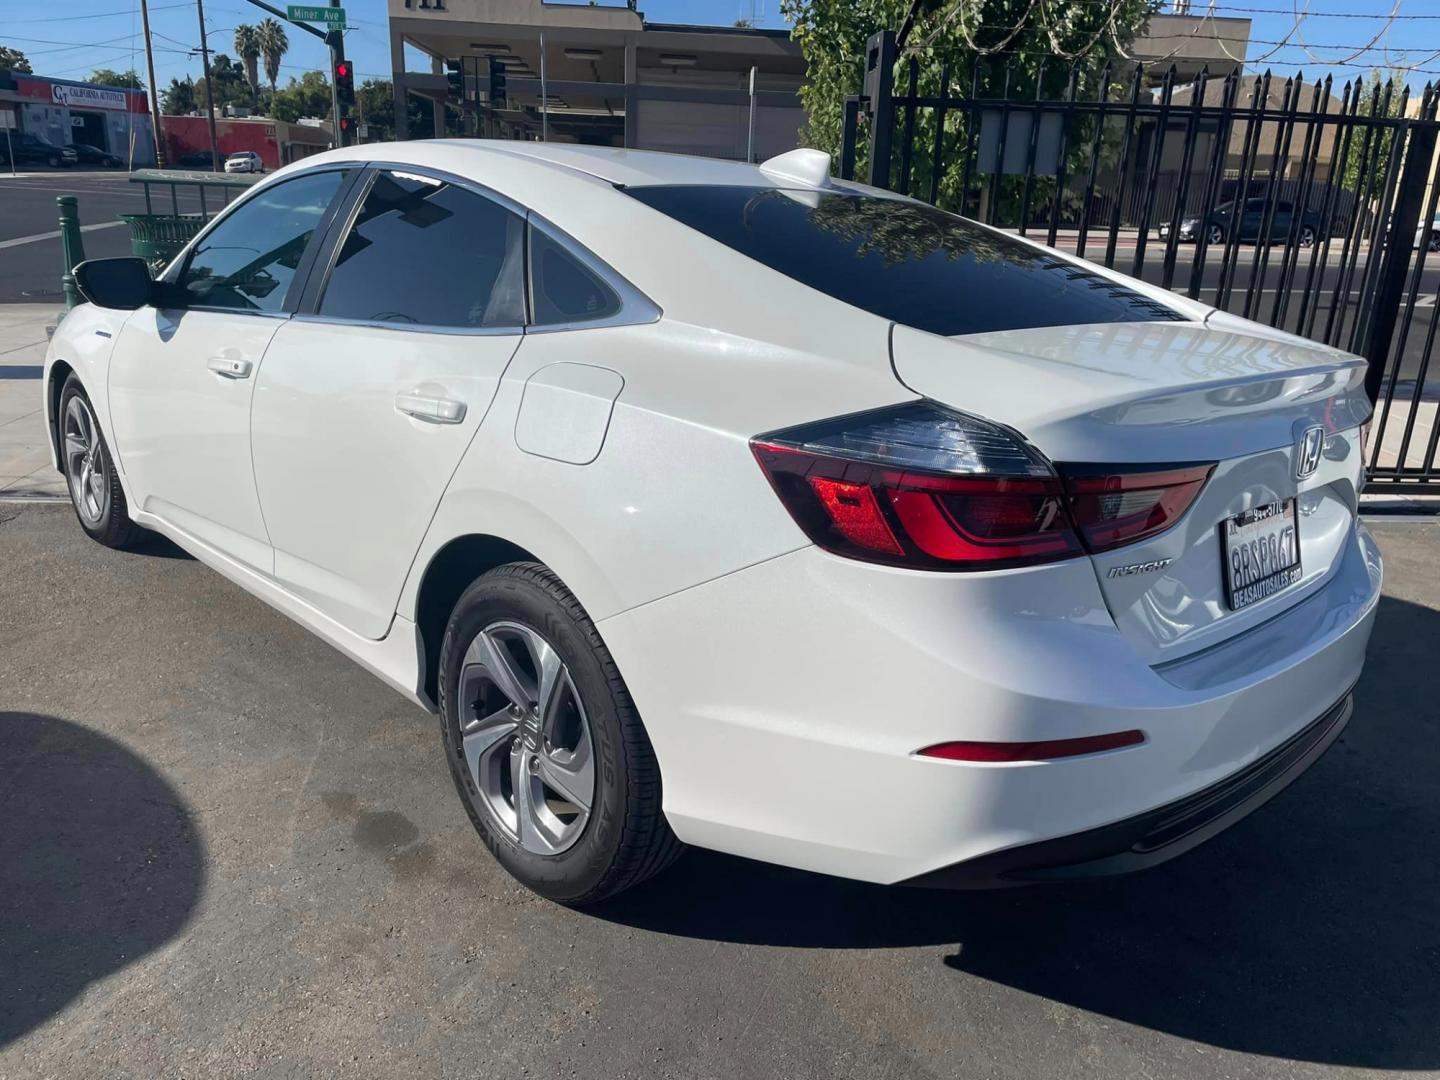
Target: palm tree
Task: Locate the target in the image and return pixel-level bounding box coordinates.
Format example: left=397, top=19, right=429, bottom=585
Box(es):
left=256, top=17, right=288, bottom=101
left=234, top=24, right=261, bottom=107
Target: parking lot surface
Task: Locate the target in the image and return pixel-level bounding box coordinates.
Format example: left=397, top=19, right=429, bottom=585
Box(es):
left=2, top=503, right=1437, bottom=1079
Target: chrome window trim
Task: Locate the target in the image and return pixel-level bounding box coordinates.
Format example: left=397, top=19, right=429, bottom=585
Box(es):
left=300, top=162, right=529, bottom=337
left=524, top=212, right=661, bottom=334
left=290, top=312, right=523, bottom=337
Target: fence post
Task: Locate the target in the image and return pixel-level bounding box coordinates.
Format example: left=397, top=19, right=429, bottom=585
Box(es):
left=57, top=195, right=86, bottom=311
left=1362, top=120, right=1436, bottom=404
left=863, top=30, right=898, bottom=189
left=839, top=96, right=861, bottom=180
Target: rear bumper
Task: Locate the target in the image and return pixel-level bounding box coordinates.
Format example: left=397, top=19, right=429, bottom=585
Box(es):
left=598, top=520, right=1381, bottom=885
left=904, top=688, right=1352, bottom=888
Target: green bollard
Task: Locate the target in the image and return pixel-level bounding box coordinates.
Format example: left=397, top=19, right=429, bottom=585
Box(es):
left=57, top=195, right=87, bottom=310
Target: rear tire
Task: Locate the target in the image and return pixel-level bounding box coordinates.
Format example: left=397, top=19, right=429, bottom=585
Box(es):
left=1207, top=223, right=1225, bottom=245
left=1298, top=225, right=1316, bottom=248
left=438, top=562, right=682, bottom=904
left=58, top=376, right=142, bottom=549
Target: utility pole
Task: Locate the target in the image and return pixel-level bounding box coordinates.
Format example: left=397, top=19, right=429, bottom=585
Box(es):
left=328, top=0, right=343, bottom=147
left=139, top=0, right=166, bottom=167
left=195, top=0, right=220, bottom=171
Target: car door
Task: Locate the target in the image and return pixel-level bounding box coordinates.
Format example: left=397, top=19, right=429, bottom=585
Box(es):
left=106, top=167, right=355, bottom=572
left=249, top=166, right=527, bottom=638
left=1238, top=197, right=1266, bottom=241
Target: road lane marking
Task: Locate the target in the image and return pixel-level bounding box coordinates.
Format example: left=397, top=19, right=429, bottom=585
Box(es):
left=0, top=221, right=128, bottom=250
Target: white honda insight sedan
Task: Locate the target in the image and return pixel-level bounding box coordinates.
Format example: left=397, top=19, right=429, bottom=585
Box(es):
left=46, top=141, right=1381, bottom=903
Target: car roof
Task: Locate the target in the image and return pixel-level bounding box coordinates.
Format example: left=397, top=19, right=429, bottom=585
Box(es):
left=313, top=139, right=837, bottom=191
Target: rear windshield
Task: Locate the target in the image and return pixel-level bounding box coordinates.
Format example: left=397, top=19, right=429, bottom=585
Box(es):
left=625, top=185, right=1185, bottom=337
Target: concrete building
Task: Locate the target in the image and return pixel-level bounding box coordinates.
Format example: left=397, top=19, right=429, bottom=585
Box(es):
left=161, top=114, right=334, bottom=170
left=1131, top=12, right=1252, bottom=85
left=387, top=0, right=807, bottom=159
left=0, top=70, right=156, bottom=166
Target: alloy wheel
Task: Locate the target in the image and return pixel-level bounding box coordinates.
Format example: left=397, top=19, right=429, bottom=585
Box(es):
left=1429, top=231, right=1440, bottom=253
left=1208, top=224, right=1224, bottom=245
left=1299, top=226, right=1316, bottom=248
left=459, top=620, right=595, bottom=856
left=62, top=395, right=108, bottom=527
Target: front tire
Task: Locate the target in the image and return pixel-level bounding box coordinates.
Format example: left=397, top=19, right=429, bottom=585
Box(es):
left=1207, top=223, right=1225, bottom=245
left=438, top=562, right=682, bottom=904
left=59, top=376, right=141, bottom=549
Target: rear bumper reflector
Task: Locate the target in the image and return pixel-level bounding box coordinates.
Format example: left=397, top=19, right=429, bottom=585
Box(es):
left=918, top=729, right=1146, bottom=762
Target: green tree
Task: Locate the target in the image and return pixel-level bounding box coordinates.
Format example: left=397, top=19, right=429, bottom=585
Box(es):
left=88, top=68, right=145, bottom=89
left=781, top=0, right=1158, bottom=212
left=161, top=76, right=197, bottom=114
left=270, top=70, right=332, bottom=124
left=194, top=54, right=253, bottom=113
left=356, top=78, right=458, bottom=140
left=0, top=45, right=33, bottom=73
left=234, top=24, right=263, bottom=107
left=257, top=17, right=290, bottom=100
left=1339, top=69, right=1406, bottom=196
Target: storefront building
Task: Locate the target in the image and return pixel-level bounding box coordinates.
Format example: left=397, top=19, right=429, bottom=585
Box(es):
left=388, top=0, right=808, bottom=160
left=0, top=71, right=156, bottom=165
left=161, top=115, right=335, bottom=170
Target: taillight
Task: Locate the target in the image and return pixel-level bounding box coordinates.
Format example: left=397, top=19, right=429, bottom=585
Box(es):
left=1061, top=464, right=1215, bottom=553
left=752, top=403, right=1213, bottom=570
left=751, top=402, right=1082, bottom=570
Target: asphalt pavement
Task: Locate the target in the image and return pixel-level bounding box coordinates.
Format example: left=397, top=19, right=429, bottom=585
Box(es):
left=1, top=502, right=1437, bottom=1079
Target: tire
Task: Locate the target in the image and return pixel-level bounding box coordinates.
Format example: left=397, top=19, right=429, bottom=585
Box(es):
left=438, top=562, right=682, bottom=904
left=47, top=154, right=59, bottom=168
left=58, top=376, right=142, bottom=549
left=1428, top=231, right=1440, bottom=254
left=1298, top=225, right=1316, bottom=248
left=1207, top=223, right=1224, bottom=245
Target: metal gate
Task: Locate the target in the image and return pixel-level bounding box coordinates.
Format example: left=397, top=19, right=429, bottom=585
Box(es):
left=839, top=33, right=1440, bottom=495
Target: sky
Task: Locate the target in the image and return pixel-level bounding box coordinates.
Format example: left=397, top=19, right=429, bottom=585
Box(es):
left=3, top=0, right=1440, bottom=99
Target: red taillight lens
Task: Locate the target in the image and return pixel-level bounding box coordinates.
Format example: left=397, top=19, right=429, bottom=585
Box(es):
left=918, top=730, right=1145, bottom=762
left=1061, top=464, right=1214, bottom=553
left=752, top=403, right=1213, bottom=570
left=752, top=404, right=1081, bottom=571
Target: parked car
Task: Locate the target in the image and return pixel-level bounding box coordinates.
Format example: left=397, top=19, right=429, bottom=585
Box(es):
left=174, top=151, right=215, bottom=169
left=48, top=144, right=1379, bottom=904
left=1159, top=197, right=1323, bottom=247
left=0, top=133, right=77, bottom=168
left=1414, top=217, right=1440, bottom=252
left=224, top=150, right=264, bottom=174
left=67, top=142, right=124, bottom=168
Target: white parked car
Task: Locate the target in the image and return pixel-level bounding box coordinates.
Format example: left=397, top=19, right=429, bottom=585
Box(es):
left=223, top=150, right=264, bottom=174
left=46, top=142, right=1381, bottom=903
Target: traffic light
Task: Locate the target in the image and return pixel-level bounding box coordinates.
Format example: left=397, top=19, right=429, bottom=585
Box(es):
left=334, top=58, right=355, bottom=108
left=339, top=116, right=357, bottom=139
left=445, top=59, right=464, bottom=103
left=488, top=57, right=507, bottom=108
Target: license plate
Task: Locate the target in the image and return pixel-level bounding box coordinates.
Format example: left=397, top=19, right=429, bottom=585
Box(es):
left=1222, top=500, right=1302, bottom=611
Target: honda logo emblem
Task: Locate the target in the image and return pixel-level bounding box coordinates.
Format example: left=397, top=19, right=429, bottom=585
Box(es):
left=1295, top=424, right=1325, bottom=480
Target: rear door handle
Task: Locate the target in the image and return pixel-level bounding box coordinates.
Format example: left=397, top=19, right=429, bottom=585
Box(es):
left=395, top=390, right=467, bottom=424
left=207, top=356, right=252, bottom=379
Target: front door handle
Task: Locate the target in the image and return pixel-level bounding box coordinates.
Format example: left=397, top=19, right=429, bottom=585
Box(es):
left=207, top=355, right=252, bottom=379
left=395, top=390, right=467, bottom=424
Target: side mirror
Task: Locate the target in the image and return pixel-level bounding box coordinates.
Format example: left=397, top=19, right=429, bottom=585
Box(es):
left=73, top=257, right=156, bottom=310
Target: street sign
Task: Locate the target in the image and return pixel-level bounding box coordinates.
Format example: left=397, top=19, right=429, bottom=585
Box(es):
left=0, top=110, right=15, bottom=130
left=286, top=5, right=346, bottom=26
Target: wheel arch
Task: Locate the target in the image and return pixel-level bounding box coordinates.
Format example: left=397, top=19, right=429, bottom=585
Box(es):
left=413, top=533, right=543, bottom=707
left=46, top=358, right=75, bottom=467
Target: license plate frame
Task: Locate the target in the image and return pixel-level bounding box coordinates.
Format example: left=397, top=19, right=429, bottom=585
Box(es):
left=1221, top=499, right=1303, bottom=611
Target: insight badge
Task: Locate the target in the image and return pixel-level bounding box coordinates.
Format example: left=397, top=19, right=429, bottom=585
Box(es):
left=1107, top=557, right=1174, bottom=579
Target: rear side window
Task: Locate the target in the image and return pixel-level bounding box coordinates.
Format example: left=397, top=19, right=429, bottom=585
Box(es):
left=180, top=168, right=346, bottom=313
left=529, top=228, right=621, bottom=326
left=625, top=185, right=1184, bottom=336
left=319, top=170, right=526, bottom=328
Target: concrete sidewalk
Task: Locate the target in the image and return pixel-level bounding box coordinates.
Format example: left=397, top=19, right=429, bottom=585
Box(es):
left=0, top=303, right=65, bottom=501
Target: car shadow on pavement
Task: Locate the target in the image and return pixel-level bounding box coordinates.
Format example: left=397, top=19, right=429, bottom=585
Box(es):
left=0, top=713, right=205, bottom=1048
left=596, top=594, right=1439, bottom=1070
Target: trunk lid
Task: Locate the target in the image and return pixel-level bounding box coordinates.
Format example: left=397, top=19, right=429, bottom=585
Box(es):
left=890, top=319, right=1371, bottom=665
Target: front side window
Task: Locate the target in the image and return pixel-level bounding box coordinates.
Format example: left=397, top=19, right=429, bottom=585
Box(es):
left=318, top=170, right=526, bottom=329
left=626, top=185, right=1184, bottom=337
left=179, top=169, right=347, bottom=313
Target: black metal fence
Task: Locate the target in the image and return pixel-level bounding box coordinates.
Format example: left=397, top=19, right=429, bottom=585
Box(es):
left=840, top=33, right=1440, bottom=495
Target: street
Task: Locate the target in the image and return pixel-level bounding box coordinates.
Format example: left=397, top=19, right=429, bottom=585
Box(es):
left=1, top=502, right=1437, bottom=1078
